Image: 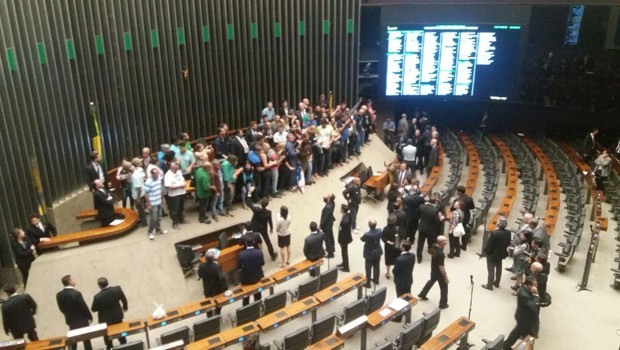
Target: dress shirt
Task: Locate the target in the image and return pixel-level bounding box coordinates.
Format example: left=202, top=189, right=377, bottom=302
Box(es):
left=164, top=170, right=186, bottom=197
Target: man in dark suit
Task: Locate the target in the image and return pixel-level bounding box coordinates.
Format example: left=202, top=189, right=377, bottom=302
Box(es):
left=238, top=239, right=265, bottom=306
left=452, top=185, right=475, bottom=251
left=250, top=197, right=276, bottom=261
left=56, top=275, right=93, bottom=350
left=304, top=222, right=325, bottom=276
left=91, top=277, right=128, bottom=349
left=503, top=278, right=541, bottom=349
left=361, top=220, right=383, bottom=288
left=482, top=216, right=512, bottom=290
left=337, top=204, right=352, bottom=272
left=425, top=138, right=439, bottom=176
left=2, top=285, right=38, bottom=341
left=320, top=194, right=336, bottom=259
left=26, top=213, right=56, bottom=247
left=230, top=129, right=250, bottom=167
left=85, top=151, right=107, bottom=191
left=213, top=128, right=230, bottom=160
left=582, top=128, right=598, bottom=163
left=198, top=250, right=228, bottom=316
left=393, top=162, right=412, bottom=188
left=238, top=221, right=262, bottom=249
left=93, top=179, right=116, bottom=227
left=392, top=241, right=415, bottom=322
left=342, top=178, right=361, bottom=233
left=417, top=196, right=444, bottom=264
left=245, top=122, right=261, bottom=147
left=404, top=186, right=424, bottom=243
left=11, top=229, right=36, bottom=286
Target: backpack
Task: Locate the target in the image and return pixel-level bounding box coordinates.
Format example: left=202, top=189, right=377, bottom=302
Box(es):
left=247, top=150, right=261, bottom=166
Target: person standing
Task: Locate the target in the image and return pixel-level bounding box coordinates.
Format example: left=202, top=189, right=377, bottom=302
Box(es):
left=130, top=158, right=147, bottom=227
left=342, top=178, right=361, bottom=233
left=582, top=128, right=598, bottom=163
left=447, top=200, right=463, bottom=258
left=392, top=241, right=415, bottom=322
left=503, top=278, right=541, bottom=349
left=418, top=236, right=449, bottom=309
left=194, top=163, right=213, bottom=225
left=417, top=196, right=444, bottom=264
left=320, top=193, right=336, bottom=259
left=304, top=222, right=325, bottom=277
left=11, top=229, right=36, bottom=286
left=382, top=117, right=396, bottom=150
left=250, top=197, right=277, bottom=261
left=452, top=186, right=474, bottom=251
left=56, top=275, right=93, bottom=350
left=2, top=285, right=38, bottom=341
left=425, top=138, right=439, bottom=176
left=85, top=151, right=107, bottom=191
left=26, top=213, right=56, bottom=247
left=144, top=167, right=167, bottom=240
left=276, top=206, right=292, bottom=267
left=481, top=217, right=512, bottom=290
left=221, top=155, right=239, bottom=215
left=401, top=140, right=417, bottom=173
left=361, top=220, right=383, bottom=289
left=198, top=250, right=228, bottom=316
left=164, top=162, right=186, bottom=230
left=594, top=150, right=612, bottom=192
left=382, top=215, right=400, bottom=280
left=337, top=204, right=352, bottom=272
left=238, top=239, right=265, bottom=306
left=91, top=277, right=128, bottom=350
left=93, top=179, right=116, bottom=227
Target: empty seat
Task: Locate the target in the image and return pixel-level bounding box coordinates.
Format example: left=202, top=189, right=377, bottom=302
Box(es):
left=419, top=308, right=441, bottom=344
left=192, top=315, right=221, bottom=341
left=159, top=325, right=191, bottom=345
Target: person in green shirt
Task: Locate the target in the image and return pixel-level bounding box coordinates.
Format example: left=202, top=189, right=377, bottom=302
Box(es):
left=194, top=163, right=212, bottom=224
left=221, top=155, right=239, bottom=216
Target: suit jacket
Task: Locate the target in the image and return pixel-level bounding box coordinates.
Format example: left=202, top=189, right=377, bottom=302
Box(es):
left=342, top=185, right=361, bottom=208
left=484, top=228, right=511, bottom=260
left=56, top=288, right=92, bottom=329
left=338, top=213, right=352, bottom=245
left=11, top=239, right=35, bottom=267
left=393, top=169, right=412, bottom=186
left=85, top=162, right=105, bottom=189
left=515, top=286, right=540, bottom=331
left=583, top=133, right=595, bottom=156
left=394, top=210, right=409, bottom=239
left=426, top=146, right=439, bottom=170
left=404, top=193, right=424, bottom=223
left=230, top=136, right=248, bottom=166
left=250, top=205, right=273, bottom=232
left=26, top=222, right=57, bottom=246
left=93, top=189, right=115, bottom=221
left=245, top=129, right=261, bottom=146
left=238, top=231, right=262, bottom=248
left=198, top=262, right=228, bottom=297
left=304, top=232, right=325, bottom=261
left=2, top=294, right=37, bottom=336
left=91, top=286, right=128, bottom=325
left=361, top=228, right=383, bottom=259
left=238, top=248, right=265, bottom=285
left=393, top=252, right=415, bottom=293
left=532, top=226, right=550, bottom=251
left=320, top=202, right=336, bottom=233
left=418, top=203, right=440, bottom=234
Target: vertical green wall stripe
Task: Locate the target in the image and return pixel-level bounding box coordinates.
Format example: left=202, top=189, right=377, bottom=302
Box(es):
left=95, top=35, right=104, bottom=55
left=150, top=30, right=159, bottom=48
left=298, top=20, right=305, bottom=36
left=347, top=18, right=354, bottom=34
left=202, top=25, right=210, bottom=43
left=36, top=42, right=47, bottom=65
left=322, top=20, right=330, bottom=35
left=6, top=48, right=17, bottom=72
left=226, top=24, right=234, bottom=41
left=274, top=22, right=281, bottom=38
left=65, top=38, right=76, bottom=60
left=177, top=27, right=185, bottom=46
left=250, top=23, right=258, bottom=39
left=123, top=32, right=133, bottom=51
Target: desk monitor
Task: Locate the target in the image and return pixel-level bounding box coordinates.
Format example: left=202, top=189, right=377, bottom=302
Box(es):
left=318, top=267, right=338, bottom=290
left=397, top=318, right=423, bottom=349
left=366, top=287, right=387, bottom=315
left=192, top=315, right=221, bottom=342
left=420, top=308, right=441, bottom=344
left=282, top=326, right=310, bottom=350
left=159, top=326, right=190, bottom=345
left=297, top=276, right=320, bottom=300
left=311, top=313, right=336, bottom=344
left=236, top=300, right=262, bottom=326
left=263, top=291, right=287, bottom=315
left=343, top=299, right=367, bottom=324
left=112, top=340, right=144, bottom=350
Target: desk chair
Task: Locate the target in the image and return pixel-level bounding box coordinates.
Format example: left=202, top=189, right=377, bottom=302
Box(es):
left=159, top=326, right=191, bottom=346
left=192, top=315, right=221, bottom=341
left=288, top=276, right=320, bottom=301
left=112, top=340, right=144, bottom=350
left=481, top=335, right=504, bottom=350
left=318, top=267, right=338, bottom=291
left=365, top=287, right=387, bottom=315
left=229, top=300, right=261, bottom=326
left=263, top=291, right=287, bottom=315
left=310, top=313, right=336, bottom=344
left=175, top=244, right=201, bottom=278
left=218, top=232, right=229, bottom=249
left=419, top=308, right=441, bottom=345
left=273, top=326, right=310, bottom=350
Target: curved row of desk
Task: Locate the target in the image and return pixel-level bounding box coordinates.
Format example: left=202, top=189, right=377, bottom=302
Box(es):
left=486, top=136, right=519, bottom=231
left=455, top=131, right=480, bottom=197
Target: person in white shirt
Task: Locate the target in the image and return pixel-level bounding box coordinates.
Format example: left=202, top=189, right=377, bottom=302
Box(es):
left=130, top=158, right=147, bottom=227
left=401, top=140, right=417, bottom=173
left=273, top=124, right=288, bottom=144
left=317, top=118, right=335, bottom=175
left=261, top=101, right=275, bottom=121
left=276, top=206, right=292, bottom=267
left=164, top=162, right=186, bottom=230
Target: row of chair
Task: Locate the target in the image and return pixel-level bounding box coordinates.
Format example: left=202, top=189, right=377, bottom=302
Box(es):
left=439, top=130, right=464, bottom=205
left=373, top=308, right=441, bottom=350
left=469, top=130, right=500, bottom=234
left=454, top=130, right=485, bottom=235
left=486, top=135, right=519, bottom=231
left=501, top=134, right=540, bottom=217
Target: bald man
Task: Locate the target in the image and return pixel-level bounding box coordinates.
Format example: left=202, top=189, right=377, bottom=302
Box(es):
left=418, top=235, right=449, bottom=309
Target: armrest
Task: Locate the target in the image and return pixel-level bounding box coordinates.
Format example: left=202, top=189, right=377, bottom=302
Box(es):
left=286, top=290, right=298, bottom=301
left=272, top=340, right=284, bottom=350
left=227, top=314, right=236, bottom=326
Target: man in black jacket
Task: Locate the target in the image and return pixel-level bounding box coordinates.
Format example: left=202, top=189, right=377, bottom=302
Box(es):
left=417, top=196, right=444, bottom=264
left=320, top=194, right=336, bottom=258
left=361, top=220, right=383, bottom=288
left=452, top=185, right=475, bottom=251
left=85, top=151, right=107, bottom=191
left=56, top=275, right=93, bottom=350
left=482, top=216, right=512, bottom=290
left=342, top=178, right=361, bottom=233
left=304, top=222, right=325, bottom=276
left=26, top=213, right=56, bottom=247
left=503, top=278, right=541, bottom=349
left=91, top=277, right=128, bottom=349
left=93, top=179, right=116, bottom=227
left=426, top=138, right=439, bottom=176
left=392, top=241, right=415, bottom=322
left=198, top=250, right=228, bottom=316
left=337, top=204, right=353, bottom=272
left=250, top=197, right=277, bottom=261
left=404, top=186, right=424, bottom=243
left=238, top=239, right=265, bottom=306
left=2, top=285, right=38, bottom=341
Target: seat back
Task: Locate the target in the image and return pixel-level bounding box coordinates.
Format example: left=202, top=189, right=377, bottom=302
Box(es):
left=481, top=335, right=505, bottom=350
left=263, top=291, right=287, bottom=315
left=398, top=318, right=424, bottom=350
left=236, top=300, right=262, bottom=326
left=160, top=325, right=191, bottom=345
left=192, top=315, right=221, bottom=341
left=366, top=287, right=387, bottom=315
left=175, top=244, right=195, bottom=267
left=310, top=313, right=336, bottom=344
left=112, top=341, right=144, bottom=350
left=374, top=342, right=394, bottom=350
left=419, top=308, right=441, bottom=344
left=218, top=232, right=229, bottom=249
left=343, top=298, right=367, bottom=324
left=297, top=276, right=320, bottom=300
left=283, top=326, right=310, bottom=350
left=318, top=267, right=338, bottom=290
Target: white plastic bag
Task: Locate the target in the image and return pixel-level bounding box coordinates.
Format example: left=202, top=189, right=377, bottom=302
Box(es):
left=151, top=302, right=166, bottom=320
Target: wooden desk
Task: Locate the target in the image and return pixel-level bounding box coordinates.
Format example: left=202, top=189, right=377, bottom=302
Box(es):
left=106, top=319, right=146, bottom=339
left=455, top=131, right=479, bottom=197
left=363, top=171, right=390, bottom=200
left=214, top=278, right=276, bottom=306
left=146, top=298, right=215, bottom=329
left=25, top=338, right=65, bottom=350
left=314, top=273, right=367, bottom=304
left=187, top=322, right=260, bottom=350
left=486, top=135, right=518, bottom=231
left=307, top=334, right=345, bottom=350
left=512, top=335, right=535, bottom=350
left=271, top=259, right=323, bottom=283
left=421, top=144, right=443, bottom=196
left=256, top=296, right=320, bottom=331
left=39, top=208, right=139, bottom=249
left=366, top=294, right=417, bottom=330
left=420, top=316, right=475, bottom=350
left=199, top=244, right=243, bottom=274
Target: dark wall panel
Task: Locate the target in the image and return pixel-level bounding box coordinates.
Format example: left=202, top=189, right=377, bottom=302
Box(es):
left=0, top=0, right=359, bottom=267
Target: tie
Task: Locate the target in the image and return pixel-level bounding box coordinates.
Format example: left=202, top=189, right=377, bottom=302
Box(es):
left=616, top=141, right=620, bottom=154
left=400, top=172, right=405, bottom=186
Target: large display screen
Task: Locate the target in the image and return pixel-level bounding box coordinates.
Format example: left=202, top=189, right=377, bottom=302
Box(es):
left=385, top=25, right=521, bottom=100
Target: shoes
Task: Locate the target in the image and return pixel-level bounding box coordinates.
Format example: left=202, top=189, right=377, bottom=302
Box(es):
left=212, top=216, right=219, bottom=222
left=510, top=285, right=519, bottom=291
left=447, top=254, right=454, bottom=259
left=199, top=219, right=212, bottom=224
left=417, top=295, right=429, bottom=301
left=148, top=233, right=154, bottom=240
left=454, top=254, right=460, bottom=257
left=286, top=261, right=290, bottom=265
left=510, top=276, right=517, bottom=280
left=460, top=245, right=467, bottom=251
left=158, top=230, right=168, bottom=235
left=339, top=267, right=350, bottom=272
left=172, top=224, right=181, bottom=230
left=493, top=282, right=500, bottom=288
left=271, top=253, right=278, bottom=261
left=162, top=212, right=168, bottom=217
left=439, top=304, right=449, bottom=309
left=219, top=212, right=226, bottom=217
left=385, top=273, right=391, bottom=280
left=505, top=267, right=515, bottom=273
left=481, top=284, right=493, bottom=291
left=365, top=283, right=371, bottom=289
left=272, top=193, right=282, bottom=198
left=227, top=212, right=234, bottom=217
left=141, top=223, right=148, bottom=228
left=337, top=263, right=344, bottom=268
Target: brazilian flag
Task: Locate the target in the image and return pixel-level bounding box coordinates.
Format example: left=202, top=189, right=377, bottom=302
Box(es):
left=89, top=102, right=106, bottom=167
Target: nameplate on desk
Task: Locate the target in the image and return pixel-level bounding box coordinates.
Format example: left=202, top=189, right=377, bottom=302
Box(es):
left=208, top=337, right=221, bottom=345
left=287, top=267, right=297, bottom=272
left=200, top=300, right=211, bottom=306
left=260, top=278, right=270, bottom=283
left=242, top=325, right=255, bottom=332
left=352, top=275, right=362, bottom=281
left=275, top=311, right=287, bottom=318
left=129, top=321, right=142, bottom=327
left=167, top=310, right=179, bottom=317
left=67, top=323, right=107, bottom=340
left=459, top=319, right=469, bottom=326
left=303, top=299, right=315, bottom=306
left=330, top=286, right=340, bottom=292
left=49, top=339, right=63, bottom=345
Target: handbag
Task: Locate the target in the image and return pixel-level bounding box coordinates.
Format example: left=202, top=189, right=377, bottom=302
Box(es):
left=453, top=223, right=465, bottom=238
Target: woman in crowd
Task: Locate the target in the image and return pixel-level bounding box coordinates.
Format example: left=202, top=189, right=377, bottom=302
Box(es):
left=594, top=150, right=611, bottom=191
left=510, top=231, right=532, bottom=291
left=447, top=200, right=463, bottom=258
left=240, top=162, right=255, bottom=208
left=276, top=206, right=292, bottom=267
left=381, top=214, right=400, bottom=280
left=11, top=228, right=36, bottom=286
left=386, top=184, right=400, bottom=215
